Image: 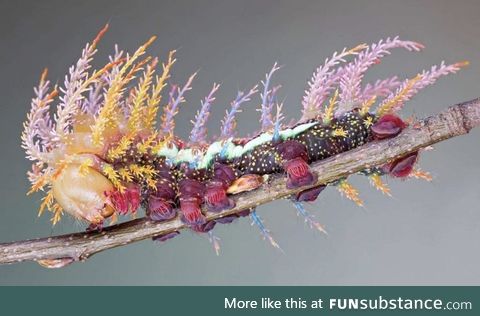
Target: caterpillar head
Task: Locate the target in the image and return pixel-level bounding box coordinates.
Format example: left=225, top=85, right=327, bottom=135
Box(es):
left=51, top=163, right=115, bottom=224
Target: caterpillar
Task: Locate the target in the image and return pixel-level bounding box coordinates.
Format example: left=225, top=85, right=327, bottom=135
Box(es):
left=22, top=24, right=467, bottom=249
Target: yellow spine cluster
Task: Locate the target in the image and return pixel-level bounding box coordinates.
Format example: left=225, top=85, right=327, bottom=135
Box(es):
left=144, top=50, right=176, bottom=131
left=78, top=158, right=94, bottom=177
left=337, top=180, right=364, bottom=207
left=92, top=36, right=157, bottom=146
left=323, top=89, right=339, bottom=124
left=51, top=203, right=64, bottom=226
left=376, top=75, right=421, bottom=117
left=360, top=95, right=377, bottom=116
left=118, top=168, right=133, bottom=182
left=409, top=169, right=433, bottom=181
left=27, top=172, right=50, bottom=195
left=107, top=133, right=135, bottom=161
left=136, top=132, right=157, bottom=154
left=369, top=174, right=392, bottom=196
left=128, top=164, right=157, bottom=178
left=128, top=164, right=157, bottom=190
left=332, top=127, right=347, bottom=137
left=102, top=164, right=125, bottom=192
left=38, top=189, right=55, bottom=217
left=127, top=59, right=158, bottom=132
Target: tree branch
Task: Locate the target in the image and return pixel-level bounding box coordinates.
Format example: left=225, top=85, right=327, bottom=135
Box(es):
left=1, top=98, right=480, bottom=267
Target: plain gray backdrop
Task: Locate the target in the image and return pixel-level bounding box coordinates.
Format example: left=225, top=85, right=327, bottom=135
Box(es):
left=0, top=0, right=479, bottom=285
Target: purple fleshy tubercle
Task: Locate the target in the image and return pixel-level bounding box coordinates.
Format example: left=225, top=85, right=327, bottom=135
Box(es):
left=295, top=185, right=326, bottom=202
left=153, top=231, right=180, bottom=243
left=190, top=220, right=216, bottom=233
left=179, top=179, right=206, bottom=226
left=205, top=164, right=237, bottom=213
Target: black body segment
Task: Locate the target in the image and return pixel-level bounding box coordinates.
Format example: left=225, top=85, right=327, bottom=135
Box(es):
left=229, top=110, right=374, bottom=176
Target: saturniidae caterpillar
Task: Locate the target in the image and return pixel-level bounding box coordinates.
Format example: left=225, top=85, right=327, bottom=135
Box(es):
left=22, top=24, right=467, bottom=251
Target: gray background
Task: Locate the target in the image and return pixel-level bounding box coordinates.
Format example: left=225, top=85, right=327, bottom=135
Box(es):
left=0, top=0, right=479, bottom=285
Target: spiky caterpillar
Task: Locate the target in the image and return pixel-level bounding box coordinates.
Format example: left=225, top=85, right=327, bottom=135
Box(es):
left=22, top=25, right=467, bottom=249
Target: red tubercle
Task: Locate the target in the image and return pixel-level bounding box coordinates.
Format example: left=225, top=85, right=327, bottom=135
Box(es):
left=148, top=197, right=176, bottom=221
left=179, top=197, right=206, bottom=225
left=106, top=190, right=127, bottom=215
left=204, top=163, right=237, bottom=213
left=178, top=178, right=205, bottom=199
left=283, top=157, right=317, bottom=189
left=205, top=184, right=227, bottom=203
left=276, top=140, right=316, bottom=189
left=386, top=151, right=419, bottom=178
left=212, top=163, right=237, bottom=185
left=105, top=185, right=141, bottom=216
left=147, top=180, right=177, bottom=221
left=125, top=185, right=141, bottom=212
left=205, top=181, right=235, bottom=213
left=371, top=114, right=407, bottom=140
left=178, top=179, right=206, bottom=225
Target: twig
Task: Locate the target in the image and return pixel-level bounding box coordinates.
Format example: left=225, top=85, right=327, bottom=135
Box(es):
left=1, top=98, right=480, bottom=267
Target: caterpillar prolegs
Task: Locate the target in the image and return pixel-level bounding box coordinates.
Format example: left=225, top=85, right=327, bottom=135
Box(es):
left=22, top=25, right=467, bottom=250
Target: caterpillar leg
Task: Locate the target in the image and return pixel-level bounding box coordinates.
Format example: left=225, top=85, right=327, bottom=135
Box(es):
left=147, top=163, right=178, bottom=221
left=178, top=178, right=206, bottom=226
left=106, top=184, right=141, bottom=216
left=204, top=163, right=237, bottom=213
left=86, top=222, right=104, bottom=232
left=216, top=209, right=251, bottom=224
left=276, top=140, right=317, bottom=189
left=147, top=183, right=177, bottom=221
left=190, top=220, right=216, bottom=233
left=386, top=151, right=419, bottom=178
left=371, top=114, right=419, bottom=178
left=153, top=231, right=180, bottom=243
left=293, top=184, right=326, bottom=202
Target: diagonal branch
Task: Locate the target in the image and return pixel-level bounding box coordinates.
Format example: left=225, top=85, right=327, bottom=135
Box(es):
left=1, top=97, right=480, bottom=267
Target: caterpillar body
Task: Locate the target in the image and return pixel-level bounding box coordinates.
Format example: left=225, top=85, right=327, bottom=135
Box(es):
left=22, top=25, right=467, bottom=248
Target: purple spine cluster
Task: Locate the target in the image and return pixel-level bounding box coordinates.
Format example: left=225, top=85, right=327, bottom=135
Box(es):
left=220, top=85, right=258, bottom=139
left=189, top=83, right=221, bottom=145
left=161, top=72, right=197, bottom=135
left=336, top=37, right=424, bottom=114
left=260, top=63, right=282, bottom=131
